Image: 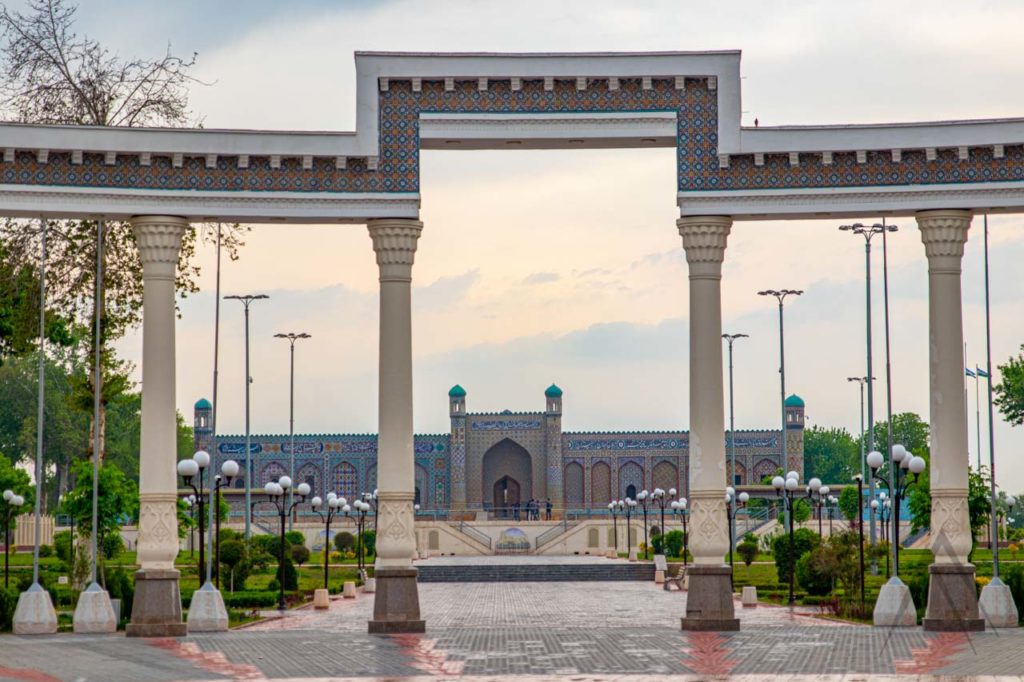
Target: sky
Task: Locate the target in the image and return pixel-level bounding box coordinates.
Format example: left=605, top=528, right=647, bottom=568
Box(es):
left=55, top=0, right=1024, bottom=489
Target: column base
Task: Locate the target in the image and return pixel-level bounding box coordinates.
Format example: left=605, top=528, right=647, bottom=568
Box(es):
left=186, top=582, right=228, bottom=633
left=126, top=569, right=187, bottom=637
left=368, top=568, right=425, bottom=634
left=978, top=577, right=1020, bottom=628
left=14, top=583, right=58, bottom=635
left=73, top=582, right=117, bottom=634
left=873, top=577, right=916, bottom=627
left=680, top=565, right=739, bottom=631
left=923, top=564, right=985, bottom=632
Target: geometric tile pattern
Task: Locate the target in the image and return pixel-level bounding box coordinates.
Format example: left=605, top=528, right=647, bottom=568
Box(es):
left=8, top=78, right=1024, bottom=197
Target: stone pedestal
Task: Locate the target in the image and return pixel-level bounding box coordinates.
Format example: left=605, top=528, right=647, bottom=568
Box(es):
left=979, top=577, right=1019, bottom=628
left=363, top=578, right=377, bottom=593
left=313, top=588, right=330, bottom=609
left=187, top=583, right=228, bottom=633
left=628, top=549, right=638, bottom=562
left=13, top=583, right=58, bottom=634
left=73, top=582, right=117, bottom=634
left=343, top=581, right=357, bottom=598
left=368, top=568, right=425, bottom=634
left=654, top=570, right=665, bottom=584
left=923, top=564, right=985, bottom=631
left=680, top=565, right=739, bottom=631
left=741, top=586, right=758, bottom=608
left=605, top=550, right=616, bottom=559
left=126, top=569, right=186, bottom=637
left=873, top=577, right=917, bottom=627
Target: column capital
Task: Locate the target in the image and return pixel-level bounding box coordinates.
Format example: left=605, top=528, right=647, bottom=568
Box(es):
left=917, top=210, right=971, bottom=272
left=676, top=216, right=732, bottom=273
left=131, top=215, right=188, bottom=279
left=368, top=218, right=423, bottom=281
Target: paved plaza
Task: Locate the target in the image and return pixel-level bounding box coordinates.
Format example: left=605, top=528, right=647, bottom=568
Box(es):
left=2, top=581, right=1024, bottom=681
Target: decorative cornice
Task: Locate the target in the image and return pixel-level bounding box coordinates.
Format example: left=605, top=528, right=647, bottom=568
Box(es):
left=0, top=185, right=420, bottom=223
left=678, top=183, right=1024, bottom=220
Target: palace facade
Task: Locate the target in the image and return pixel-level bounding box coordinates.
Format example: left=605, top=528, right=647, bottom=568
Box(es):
left=194, top=385, right=805, bottom=512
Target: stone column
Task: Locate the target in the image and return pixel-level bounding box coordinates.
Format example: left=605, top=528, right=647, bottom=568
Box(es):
left=677, top=216, right=738, bottom=631
left=367, top=218, right=425, bottom=633
left=127, top=216, right=188, bottom=637
left=917, top=210, right=984, bottom=631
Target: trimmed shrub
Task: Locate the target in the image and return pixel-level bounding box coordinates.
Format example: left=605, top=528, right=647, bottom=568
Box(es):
left=38, top=544, right=53, bottom=558
left=334, top=531, right=355, bottom=552
left=737, top=540, right=758, bottom=568
left=360, top=530, right=376, bottom=557
left=102, top=532, right=124, bottom=560
left=106, top=568, right=135, bottom=617
left=1002, top=563, right=1024, bottom=624
left=291, top=544, right=310, bottom=566
left=665, top=530, right=684, bottom=559
left=285, top=530, right=305, bottom=548
left=795, top=552, right=832, bottom=596
left=275, top=558, right=298, bottom=591
left=651, top=533, right=665, bottom=555
left=772, top=528, right=820, bottom=586
left=0, top=586, right=17, bottom=632
left=53, top=530, right=72, bottom=565
left=219, top=539, right=248, bottom=592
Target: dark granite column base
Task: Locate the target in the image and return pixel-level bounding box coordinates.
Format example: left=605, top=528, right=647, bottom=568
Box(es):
left=680, top=565, right=740, bottom=632
left=368, top=567, right=426, bottom=634
left=923, top=563, right=985, bottom=632
left=126, top=569, right=187, bottom=638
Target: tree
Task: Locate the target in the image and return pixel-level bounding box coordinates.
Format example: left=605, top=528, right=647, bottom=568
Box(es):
left=803, top=426, right=859, bottom=484
left=772, top=527, right=820, bottom=586
left=0, top=455, right=33, bottom=532
left=58, top=458, right=137, bottom=542
left=838, top=485, right=860, bottom=524
left=994, top=345, right=1024, bottom=426
left=0, top=0, right=247, bottom=466
left=219, top=539, right=247, bottom=592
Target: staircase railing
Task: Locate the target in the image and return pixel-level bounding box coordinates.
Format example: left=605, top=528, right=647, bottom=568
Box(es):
left=453, top=520, right=492, bottom=550
left=535, top=518, right=577, bottom=550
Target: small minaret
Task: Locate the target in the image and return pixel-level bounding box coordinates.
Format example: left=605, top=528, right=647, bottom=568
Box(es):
left=544, top=384, right=564, bottom=511
left=194, top=397, right=213, bottom=454
left=784, top=394, right=806, bottom=478
left=449, top=385, right=468, bottom=510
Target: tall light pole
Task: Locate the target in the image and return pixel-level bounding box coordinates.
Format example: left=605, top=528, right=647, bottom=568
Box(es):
left=847, top=377, right=869, bottom=484
left=757, top=290, right=802, bottom=482
left=723, top=332, right=748, bottom=558
left=879, top=218, right=900, bottom=578
left=225, top=294, right=269, bottom=539
left=839, top=221, right=895, bottom=557
left=274, top=332, right=311, bottom=531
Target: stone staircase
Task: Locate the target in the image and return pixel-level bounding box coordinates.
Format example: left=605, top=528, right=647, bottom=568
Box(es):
left=416, top=561, right=655, bottom=582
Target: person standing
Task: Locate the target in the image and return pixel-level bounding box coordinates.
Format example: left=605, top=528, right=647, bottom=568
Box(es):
left=546, top=498, right=553, bottom=520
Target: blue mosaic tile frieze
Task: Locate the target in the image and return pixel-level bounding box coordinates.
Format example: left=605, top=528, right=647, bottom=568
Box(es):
left=8, top=78, right=1017, bottom=198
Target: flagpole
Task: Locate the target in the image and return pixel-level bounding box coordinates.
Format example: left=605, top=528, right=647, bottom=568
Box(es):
left=975, top=371, right=981, bottom=472
left=983, top=214, right=1000, bottom=577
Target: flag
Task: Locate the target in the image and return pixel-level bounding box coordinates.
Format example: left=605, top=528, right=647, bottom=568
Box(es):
left=976, top=367, right=990, bottom=378
left=965, top=368, right=976, bottom=377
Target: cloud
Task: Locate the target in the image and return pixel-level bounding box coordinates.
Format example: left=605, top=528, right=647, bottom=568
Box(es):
left=522, top=272, right=560, bottom=285
left=415, top=270, right=480, bottom=310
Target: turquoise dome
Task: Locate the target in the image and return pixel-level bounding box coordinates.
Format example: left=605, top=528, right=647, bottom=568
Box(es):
left=784, top=394, right=805, bottom=408
left=544, top=384, right=563, bottom=398
left=448, top=384, right=467, bottom=398
left=195, top=398, right=212, bottom=410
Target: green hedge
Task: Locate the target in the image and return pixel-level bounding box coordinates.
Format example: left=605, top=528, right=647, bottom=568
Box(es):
left=182, top=590, right=280, bottom=609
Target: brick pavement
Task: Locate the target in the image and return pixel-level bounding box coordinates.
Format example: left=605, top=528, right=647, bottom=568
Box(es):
left=1, top=581, right=1024, bottom=681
